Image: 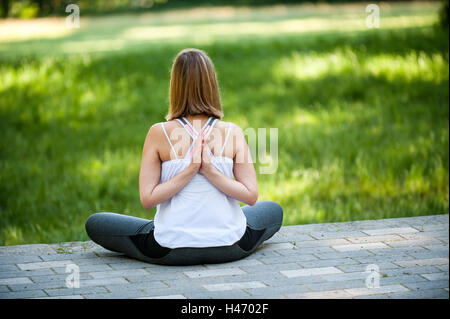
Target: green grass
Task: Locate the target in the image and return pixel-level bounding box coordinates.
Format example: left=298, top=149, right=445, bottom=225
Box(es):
left=0, top=2, right=448, bottom=245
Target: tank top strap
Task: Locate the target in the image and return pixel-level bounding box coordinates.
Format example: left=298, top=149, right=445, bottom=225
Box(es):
left=160, top=122, right=178, bottom=160
left=220, top=123, right=233, bottom=156
left=180, top=117, right=215, bottom=160
left=175, top=118, right=196, bottom=139
left=203, top=118, right=218, bottom=157
left=203, top=118, right=218, bottom=140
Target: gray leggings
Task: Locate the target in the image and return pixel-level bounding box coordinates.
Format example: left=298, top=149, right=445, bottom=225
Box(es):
left=85, top=201, right=283, bottom=266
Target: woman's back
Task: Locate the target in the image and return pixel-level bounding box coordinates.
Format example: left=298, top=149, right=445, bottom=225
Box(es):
left=153, top=116, right=247, bottom=248
left=85, top=48, right=282, bottom=267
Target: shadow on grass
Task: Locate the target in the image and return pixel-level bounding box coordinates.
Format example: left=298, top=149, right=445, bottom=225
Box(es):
left=0, top=25, right=448, bottom=244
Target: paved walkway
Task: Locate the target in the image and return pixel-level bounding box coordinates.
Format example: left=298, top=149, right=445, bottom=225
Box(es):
left=0, top=214, right=448, bottom=299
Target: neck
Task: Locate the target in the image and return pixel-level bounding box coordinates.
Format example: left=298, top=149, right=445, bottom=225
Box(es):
left=185, top=114, right=209, bottom=122
left=184, top=114, right=211, bottom=133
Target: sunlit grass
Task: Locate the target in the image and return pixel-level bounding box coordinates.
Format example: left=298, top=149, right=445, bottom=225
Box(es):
left=0, top=2, right=440, bottom=57
left=0, top=2, right=448, bottom=245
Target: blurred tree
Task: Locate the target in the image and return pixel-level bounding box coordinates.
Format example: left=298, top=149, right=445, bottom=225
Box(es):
left=1, top=0, right=10, bottom=18
left=439, top=0, right=449, bottom=27
left=1, top=0, right=443, bottom=19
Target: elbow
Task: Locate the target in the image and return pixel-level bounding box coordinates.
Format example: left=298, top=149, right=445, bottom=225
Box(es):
left=247, top=191, right=258, bottom=206
left=140, top=195, right=155, bottom=210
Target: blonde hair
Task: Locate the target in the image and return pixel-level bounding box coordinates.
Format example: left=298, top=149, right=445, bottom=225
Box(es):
left=166, top=48, right=223, bottom=121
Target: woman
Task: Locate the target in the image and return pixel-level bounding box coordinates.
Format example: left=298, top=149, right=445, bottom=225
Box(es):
left=85, top=48, right=283, bottom=265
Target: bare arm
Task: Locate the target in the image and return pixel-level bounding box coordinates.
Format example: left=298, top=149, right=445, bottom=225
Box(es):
left=200, top=125, right=258, bottom=206
left=139, top=124, right=202, bottom=210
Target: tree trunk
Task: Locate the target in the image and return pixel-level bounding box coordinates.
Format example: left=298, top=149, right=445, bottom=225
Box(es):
left=1, top=0, right=10, bottom=18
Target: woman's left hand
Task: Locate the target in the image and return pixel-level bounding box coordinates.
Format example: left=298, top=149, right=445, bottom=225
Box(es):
left=199, top=138, right=214, bottom=176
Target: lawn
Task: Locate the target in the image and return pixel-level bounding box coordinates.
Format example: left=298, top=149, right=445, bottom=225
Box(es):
left=0, top=2, right=448, bottom=245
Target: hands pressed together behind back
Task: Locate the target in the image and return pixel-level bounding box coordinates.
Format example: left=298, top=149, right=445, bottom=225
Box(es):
left=188, top=129, right=215, bottom=177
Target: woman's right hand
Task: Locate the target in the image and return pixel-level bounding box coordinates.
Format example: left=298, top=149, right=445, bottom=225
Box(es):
left=188, top=131, right=204, bottom=174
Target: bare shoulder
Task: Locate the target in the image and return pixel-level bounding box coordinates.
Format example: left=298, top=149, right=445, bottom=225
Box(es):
left=142, top=122, right=167, bottom=150
left=215, top=120, right=244, bottom=135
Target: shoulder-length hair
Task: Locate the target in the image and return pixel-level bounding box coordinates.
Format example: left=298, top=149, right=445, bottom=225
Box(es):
left=166, top=48, right=223, bottom=121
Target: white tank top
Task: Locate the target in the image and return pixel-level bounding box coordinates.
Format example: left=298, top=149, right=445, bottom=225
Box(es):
left=153, top=117, right=247, bottom=249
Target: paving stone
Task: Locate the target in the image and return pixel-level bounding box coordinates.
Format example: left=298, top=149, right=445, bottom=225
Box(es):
left=297, top=258, right=359, bottom=268
left=295, top=238, right=351, bottom=249
left=239, top=263, right=301, bottom=274
left=388, top=288, right=449, bottom=299
left=287, top=289, right=352, bottom=299
left=8, top=280, right=69, bottom=291
left=0, top=255, right=42, bottom=265
left=418, top=224, right=449, bottom=232
left=309, top=231, right=366, bottom=240
left=261, top=243, right=295, bottom=250
left=264, top=232, right=288, bottom=244
left=0, top=264, right=19, bottom=272
left=403, top=280, right=449, bottom=290
left=126, top=272, right=186, bottom=283
left=144, top=264, right=208, bottom=273
left=0, top=214, right=448, bottom=299
left=0, top=286, right=10, bottom=293
left=184, top=290, right=250, bottom=299
left=381, top=266, right=443, bottom=277
left=105, top=280, right=167, bottom=292
left=384, top=238, right=442, bottom=248
left=52, top=263, right=114, bottom=274
left=224, top=272, right=286, bottom=284
left=0, top=268, right=54, bottom=279
left=320, top=272, right=370, bottom=282
left=408, top=249, right=449, bottom=259
left=139, top=294, right=186, bottom=299
left=107, top=261, right=153, bottom=270
left=245, top=284, right=309, bottom=296
left=379, top=274, right=428, bottom=285
left=184, top=268, right=245, bottom=278
left=313, top=250, right=374, bottom=260
left=45, top=286, right=108, bottom=297
left=258, top=254, right=317, bottom=264
left=0, top=289, right=48, bottom=299
left=203, top=281, right=266, bottom=291
left=83, top=290, right=150, bottom=299
left=362, top=227, right=419, bottom=236
left=89, top=269, right=149, bottom=279
left=332, top=242, right=389, bottom=252
left=0, top=245, right=55, bottom=256
left=39, top=252, right=98, bottom=261
left=281, top=266, right=342, bottom=278
left=79, top=277, right=129, bottom=287
left=346, top=234, right=404, bottom=244
left=30, top=272, right=92, bottom=283
left=367, top=247, right=428, bottom=257
left=35, top=294, right=85, bottom=299
left=0, top=277, right=32, bottom=285
left=204, top=258, right=263, bottom=269
left=360, top=257, right=418, bottom=268
left=305, top=279, right=366, bottom=292
left=17, top=260, right=74, bottom=271
left=394, top=258, right=449, bottom=268
left=420, top=272, right=449, bottom=281
left=141, top=286, right=207, bottom=297
left=263, top=275, right=325, bottom=287
left=336, top=262, right=399, bottom=273
left=345, top=284, right=408, bottom=296
left=399, top=231, right=450, bottom=241
left=436, top=264, right=449, bottom=272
